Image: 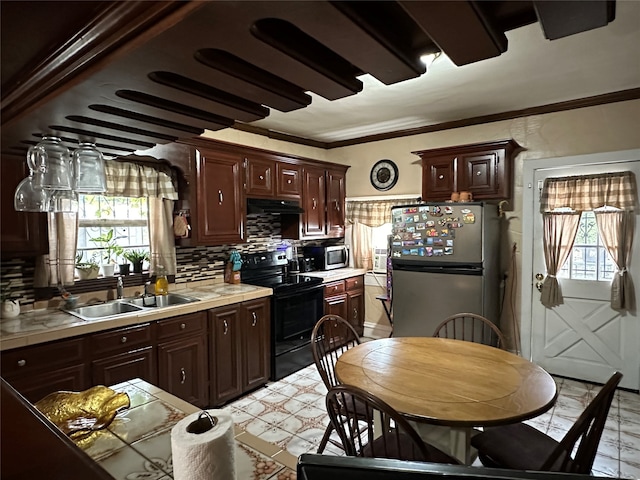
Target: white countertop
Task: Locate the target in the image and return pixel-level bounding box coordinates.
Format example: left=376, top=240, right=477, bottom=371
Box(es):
left=304, top=267, right=367, bottom=282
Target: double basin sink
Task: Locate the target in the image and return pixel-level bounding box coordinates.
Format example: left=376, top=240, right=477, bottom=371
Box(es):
left=64, top=293, right=200, bottom=322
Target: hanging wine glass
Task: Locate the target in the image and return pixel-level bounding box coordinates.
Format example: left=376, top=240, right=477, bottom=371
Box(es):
left=14, top=167, right=50, bottom=212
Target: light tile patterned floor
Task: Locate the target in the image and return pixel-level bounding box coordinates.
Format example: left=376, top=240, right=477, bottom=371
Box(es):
left=224, top=365, right=640, bottom=479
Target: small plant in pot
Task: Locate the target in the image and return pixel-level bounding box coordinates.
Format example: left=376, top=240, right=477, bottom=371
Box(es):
left=90, top=229, right=124, bottom=277
left=75, top=252, right=100, bottom=280
left=123, top=249, right=149, bottom=274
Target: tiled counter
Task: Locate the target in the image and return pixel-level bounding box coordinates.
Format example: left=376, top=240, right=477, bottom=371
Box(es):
left=0, top=282, right=272, bottom=351
left=87, top=378, right=297, bottom=480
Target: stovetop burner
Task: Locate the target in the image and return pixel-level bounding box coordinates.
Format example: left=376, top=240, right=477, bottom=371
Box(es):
left=240, top=251, right=323, bottom=295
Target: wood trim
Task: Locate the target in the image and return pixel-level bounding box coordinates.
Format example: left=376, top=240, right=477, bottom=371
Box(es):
left=2, top=1, right=204, bottom=127
left=233, top=88, right=640, bottom=150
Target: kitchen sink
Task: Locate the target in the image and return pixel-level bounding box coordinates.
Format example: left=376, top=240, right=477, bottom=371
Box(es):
left=63, top=293, right=200, bottom=321
left=127, top=293, right=200, bottom=308
left=64, top=301, right=144, bottom=321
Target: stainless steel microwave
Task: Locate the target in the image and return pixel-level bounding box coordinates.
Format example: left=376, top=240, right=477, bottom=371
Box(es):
left=304, top=245, right=349, bottom=271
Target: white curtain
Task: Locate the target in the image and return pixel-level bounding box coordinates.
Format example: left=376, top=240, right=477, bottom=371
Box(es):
left=149, top=197, right=177, bottom=276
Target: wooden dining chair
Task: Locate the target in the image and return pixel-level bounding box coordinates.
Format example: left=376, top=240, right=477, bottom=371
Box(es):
left=433, top=312, right=505, bottom=349
left=311, top=314, right=364, bottom=453
left=326, top=384, right=461, bottom=464
left=471, top=371, right=623, bottom=474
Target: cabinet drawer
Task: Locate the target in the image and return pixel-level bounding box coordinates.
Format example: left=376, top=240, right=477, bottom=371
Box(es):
left=90, top=323, right=152, bottom=357
left=345, top=276, right=363, bottom=291
left=156, top=312, right=206, bottom=341
left=324, top=280, right=345, bottom=296
left=1, top=337, right=85, bottom=377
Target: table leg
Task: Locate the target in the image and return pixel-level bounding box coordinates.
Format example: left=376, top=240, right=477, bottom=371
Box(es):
left=411, top=423, right=478, bottom=465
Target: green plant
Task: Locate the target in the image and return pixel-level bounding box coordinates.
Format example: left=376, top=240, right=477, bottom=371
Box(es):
left=123, top=249, right=149, bottom=264
left=75, top=252, right=99, bottom=271
left=90, top=229, right=124, bottom=264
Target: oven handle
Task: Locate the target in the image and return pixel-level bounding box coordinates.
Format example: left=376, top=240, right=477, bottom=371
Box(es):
left=273, top=284, right=323, bottom=300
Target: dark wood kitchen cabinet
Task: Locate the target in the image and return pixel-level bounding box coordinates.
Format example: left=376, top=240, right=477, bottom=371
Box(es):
left=326, top=168, right=346, bottom=238
left=156, top=312, right=208, bottom=408
left=0, top=153, right=48, bottom=258
left=208, top=297, right=271, bottom=406
left=245, top=156, right=275, bottom=198
left=415, top=139, right=522, bottom=201
left=301, top=166, right=327, bottom=238
left=0, top=337, right=89, bottom=403
left=195, top=148, right=245, bottom=245
left=323, top=275, right=365, bottom=335
left=276, top=162, right=302, bottom=200
left=90, top=323, right=157, bottom=386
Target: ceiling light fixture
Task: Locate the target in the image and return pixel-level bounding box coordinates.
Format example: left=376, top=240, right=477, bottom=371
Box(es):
left=420, top=52, right=442, bottom=69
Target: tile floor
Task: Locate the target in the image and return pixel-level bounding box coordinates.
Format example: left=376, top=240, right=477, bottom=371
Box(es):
left=223, top=364, right=640, bottom=479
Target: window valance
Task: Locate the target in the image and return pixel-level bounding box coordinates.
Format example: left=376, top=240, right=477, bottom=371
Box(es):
left=540, top=171, right=637, bottom=213
left=105, top=160, right=178, bottom=200
left=347, top=198, right=419, bottom=227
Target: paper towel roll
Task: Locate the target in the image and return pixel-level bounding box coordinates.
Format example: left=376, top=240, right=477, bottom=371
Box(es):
left=171, top=409, right=236, bottom=480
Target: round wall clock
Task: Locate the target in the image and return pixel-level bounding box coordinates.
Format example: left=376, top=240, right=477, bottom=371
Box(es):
left=370, top=159, right=399, bottom=191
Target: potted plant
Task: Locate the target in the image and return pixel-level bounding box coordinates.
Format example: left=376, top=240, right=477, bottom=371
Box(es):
left=123, top=249, right=149, bottom=274
left=1, top=282, right=20, bottom=318
left=90, top=229, right=124, bottom=276
left=75, top=252, right=100, bottom=280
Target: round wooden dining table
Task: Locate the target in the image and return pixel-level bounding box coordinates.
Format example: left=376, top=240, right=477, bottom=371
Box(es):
left=335, top=337, right=558, bottom=463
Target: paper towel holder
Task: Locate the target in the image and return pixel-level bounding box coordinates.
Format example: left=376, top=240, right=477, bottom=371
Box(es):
left=186, top=410, right=217, bottom=434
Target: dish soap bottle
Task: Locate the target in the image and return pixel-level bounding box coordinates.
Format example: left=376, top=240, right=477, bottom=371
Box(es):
left=155, top=265, right=169, bottom=296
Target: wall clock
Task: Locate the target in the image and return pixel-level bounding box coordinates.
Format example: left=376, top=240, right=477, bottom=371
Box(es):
left=370, top=159, right=399, bottom=191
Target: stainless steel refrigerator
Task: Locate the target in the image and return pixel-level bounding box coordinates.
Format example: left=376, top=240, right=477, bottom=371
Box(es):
left=390, top=202, right=501, bottom=337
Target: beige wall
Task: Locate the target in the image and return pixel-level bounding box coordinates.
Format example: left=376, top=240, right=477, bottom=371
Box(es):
left=203, top=99, right=640, bottom=345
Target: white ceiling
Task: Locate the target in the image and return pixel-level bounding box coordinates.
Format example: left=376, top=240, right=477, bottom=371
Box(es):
left=246, top=1, right=640, bottom=144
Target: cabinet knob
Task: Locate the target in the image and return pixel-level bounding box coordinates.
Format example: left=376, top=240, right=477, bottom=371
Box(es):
left=252, top=311, right=257, bottom=327
left=287, top=179, right=292, bottom=184
left=180, top=323, right=186, bottom=330
left=259, top=175, right=264, bottom=180
left=223, top=319, right=229, bottom=335
left=218, top=190, right=223, bottom=204
left=121, top=336, right=127, bottom=343
left=476, top=171, right=482, bottom=176
left=438, top=174, right=444, bottom=180
left=17, top=359, right=26, bottom=367
left=353, top=308, right=358, bottom=319
left=180, top=367, right=186, bottom=384
left=312, top=198, right=317, bottom=209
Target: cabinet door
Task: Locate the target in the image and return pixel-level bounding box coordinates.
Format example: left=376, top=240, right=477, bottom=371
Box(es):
left=3, top=364, right=88, bottom=404
left=195, top=149, right=244, bottom=245
left=276, top=163, right=301, bottom=200
left=458, top=149, right=507, bottom=199
left=326, top=169, right=345, bottom=238
left=241, top=298, right=271, bottom=392
left=245, top=157, right=275, bottom=197
left=91, top=347, right=156, bottom=386
left=209, top=306, right=242, bottom=406
left=347, top=290, right=365, bottom=336
left=302, top=166, right=326, bottom=238
left=1, top=154, right=48, bottom=258
left=158, top=335, right=208, bottom=408
left=325, top=294, right=348, bottom=319
left=422, top=155, right=457, bottom=201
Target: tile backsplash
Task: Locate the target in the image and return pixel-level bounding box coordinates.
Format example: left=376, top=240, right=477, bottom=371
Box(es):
left=0, top=214, right=333, bottom=307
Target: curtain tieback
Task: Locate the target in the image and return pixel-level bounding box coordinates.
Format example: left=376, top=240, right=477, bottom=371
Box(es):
left=618, top=268, right=628, bottom=276
left=547, top=274, right=556, bottom=278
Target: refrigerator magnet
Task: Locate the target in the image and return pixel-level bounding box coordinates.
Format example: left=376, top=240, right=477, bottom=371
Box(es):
left=426, top=247, right=433, bottom=256
left=418, top=248, right=425, bottom=256
left=444, top=247, right=454, bottom=255
left=446, top=239, right=454, bottom=247
left=444, top=206, right=453, bottom=214
left=463, top=213, right=476, bottom=223
left=433, top=249, right=444, bottom=256
left=416, top=223, right=425, bottom=230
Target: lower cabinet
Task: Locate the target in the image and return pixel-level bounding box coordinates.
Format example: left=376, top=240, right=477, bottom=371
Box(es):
left=323, top=275, right=365, bottom=336
left=1, top=298, right=271, bottom=408
left=209, top=297, right=271, bottom=406
left=156, top=312, right=209, bottom=408
left=90, top=323, right=157, bottom=387
left=0, top=337, right=88, bottom=403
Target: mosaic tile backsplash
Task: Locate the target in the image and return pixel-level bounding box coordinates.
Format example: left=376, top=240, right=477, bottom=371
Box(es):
left=0, top=213, right=334, bottom=307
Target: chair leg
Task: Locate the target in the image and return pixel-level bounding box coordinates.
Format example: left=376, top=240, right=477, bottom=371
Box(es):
left=317, top=422, right=335, bottom=453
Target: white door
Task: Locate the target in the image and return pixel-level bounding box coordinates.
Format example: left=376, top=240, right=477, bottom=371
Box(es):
left=528, top=156, right=640, bottom=390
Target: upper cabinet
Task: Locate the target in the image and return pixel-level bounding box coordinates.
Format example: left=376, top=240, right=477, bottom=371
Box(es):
left=415, top=139, right=522, bottom=202
left=1, top=154, right=48, bottom=258
left=275, top=163, right=302, bottom=200
left=326, top=168, right=346, bottom=238
left=245, top=156, right=301, bottom=201
left=195, top=148, right=245, bottom=245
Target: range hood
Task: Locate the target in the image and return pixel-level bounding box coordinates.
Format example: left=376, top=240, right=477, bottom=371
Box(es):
left=247, top=198, right=305, bottom=215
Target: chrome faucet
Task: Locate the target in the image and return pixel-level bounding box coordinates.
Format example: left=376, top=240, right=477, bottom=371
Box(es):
left=116, top=276, right=124, bottom=299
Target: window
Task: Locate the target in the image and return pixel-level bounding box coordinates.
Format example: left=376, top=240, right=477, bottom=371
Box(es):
left=558, top=211, right=616, bottom=281
left=76, top=195, right=150, bottom=269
